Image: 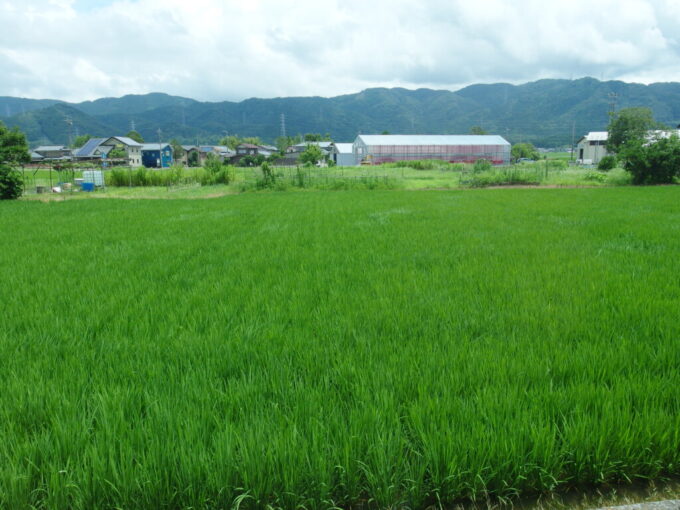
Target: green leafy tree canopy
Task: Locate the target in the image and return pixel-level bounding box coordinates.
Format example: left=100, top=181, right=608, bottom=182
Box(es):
left=0, top=121, right=29, bottom=199
left=72, top=134, right=92, bottom=148
left=606, top=107, right=655, bottom=153
left=299, top=144, right=325, bottom=166
left=511, top=143, right=540, bottom=162
left=619, top=134, right=680, bottom=184
left=470, top=126, right=488, bottom=135
left=0, top=120, right=31, bottom=166
left=126, top=130, right=144, bottom=143
left=170, top=139, right=185, bottom=159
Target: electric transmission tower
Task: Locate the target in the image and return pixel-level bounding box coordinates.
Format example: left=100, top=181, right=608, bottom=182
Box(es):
left=608, top=92, right=619, bottom=119
left=280, top=113, right=287, bottom=138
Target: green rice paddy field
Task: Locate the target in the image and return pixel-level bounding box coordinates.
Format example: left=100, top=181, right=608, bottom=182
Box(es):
left=1, top=188, right=679, bottom=509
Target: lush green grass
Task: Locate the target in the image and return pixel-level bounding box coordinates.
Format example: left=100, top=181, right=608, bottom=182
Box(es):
left=2, top=188, right=679, bottom=510
left=19, top=162, right=633, bottom=199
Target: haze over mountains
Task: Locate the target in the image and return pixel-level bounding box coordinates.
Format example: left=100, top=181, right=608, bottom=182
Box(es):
left=3, top=77, right=680, bottom=148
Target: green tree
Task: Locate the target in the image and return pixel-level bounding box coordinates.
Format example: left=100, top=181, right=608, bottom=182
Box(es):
left=275, top=135, right=301, bottom=153
left=109, top=148, right=127, bottom=159
left=0, top=121, right=31, bottom=166
left=470, top=126, right=488, bottom=135
left=170, top=139, right=185, bottom=161
left=619, top=135, right=680, bottom=184
left=0, top=121, right=29, bottom=199
left=71, top=134, right=92, bottom=148
left=126, top=130, right=144, bottom=143
left=242, top=137, right=262, bottom=146
left=187, top=151, right=199, bottom=167
left=220, top=135, right=241, bottom=150
left=597, top=155, right=617, bottom=171
left=511, top=143, right=540, bottom=162
left=299, top=144, right=324, bottom=166
left=204, top=153, right=222, bottom=174
left=606, top=107, right=655, bottom=153
left=239, top=154, right=265, bottom=167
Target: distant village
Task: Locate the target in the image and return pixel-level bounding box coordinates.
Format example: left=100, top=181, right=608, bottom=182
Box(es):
left=27, top=130, right=664, bottom=169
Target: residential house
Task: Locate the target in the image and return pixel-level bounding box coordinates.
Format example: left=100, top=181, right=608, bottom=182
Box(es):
left=287, top=141, right=333, bottom=155
left=141, top=143, right=173, bottom=168
left=73, top=138, right=112, bottom=162
left=32, top=145, right=73, bottom=162
left=180, top=145, right=199, bottom=166
left=100, top=137, right=143, bottom=167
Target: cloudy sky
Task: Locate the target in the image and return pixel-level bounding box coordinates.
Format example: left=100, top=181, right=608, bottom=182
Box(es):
left=2, top=0, right=680, bottom=102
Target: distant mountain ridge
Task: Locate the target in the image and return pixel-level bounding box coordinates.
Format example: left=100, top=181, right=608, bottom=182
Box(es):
left=3, top=78, right=680, bottom=147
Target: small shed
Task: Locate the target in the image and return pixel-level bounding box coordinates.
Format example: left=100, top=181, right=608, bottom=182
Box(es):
left=331, top=143, right=355, bottom=166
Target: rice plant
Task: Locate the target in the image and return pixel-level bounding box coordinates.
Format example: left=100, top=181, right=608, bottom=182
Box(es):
left=0, top=187, right=679, bottom=509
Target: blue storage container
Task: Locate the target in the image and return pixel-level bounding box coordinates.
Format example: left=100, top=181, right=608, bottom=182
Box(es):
left=82, top=182, right=95, bottom=192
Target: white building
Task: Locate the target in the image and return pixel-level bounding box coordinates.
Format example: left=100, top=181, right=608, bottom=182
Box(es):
left=576, top=129, right=680, bottom=165
left=330, top=143, right=355, bottom=166
left=575, top=132, right=609, bottom=165
left=352, top=134, right=511, bottom=165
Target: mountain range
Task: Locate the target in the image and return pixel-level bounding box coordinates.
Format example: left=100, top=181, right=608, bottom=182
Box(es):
left=3, top=77, right=680, bottom=148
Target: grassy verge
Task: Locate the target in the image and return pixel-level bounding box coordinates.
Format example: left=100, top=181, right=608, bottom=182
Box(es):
left=18, top=162, right=643, bottom=200
left=1, top=188, right=679, bottom=509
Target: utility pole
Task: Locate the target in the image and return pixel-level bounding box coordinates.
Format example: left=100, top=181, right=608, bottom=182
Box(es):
left=157, top=128, right=163, bottom=168
left=280, top=113, right=287, bottom=138
left=65, top=116, right=73, bottom=147
left=571, top=121, right=576, bottom=162
left=130, top=119, right=136, bottom=132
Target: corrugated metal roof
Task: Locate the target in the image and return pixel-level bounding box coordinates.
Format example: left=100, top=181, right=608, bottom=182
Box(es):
left=34, top=145, right=67, bottom=152
left=582, top=132, right=608, bottom=142
left=106, top=136, right=142, bottom=147
left=294, top=141, right=333, bottom=148
left=141, top=143, right=171, bottom=151
left=74, top=138, right=106, bottom=157
left=333, top=143, right=353, bottom=154
left=356, top=135, right=510, bottom=146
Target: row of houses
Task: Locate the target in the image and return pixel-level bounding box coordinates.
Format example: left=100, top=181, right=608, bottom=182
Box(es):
left=33, top=128, right=680, bottom=169
left=34, top=132, right=620, bottom=168
left=30, top=137, right=358, bottom=167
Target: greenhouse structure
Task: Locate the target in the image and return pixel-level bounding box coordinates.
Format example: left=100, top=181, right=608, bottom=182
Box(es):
left=352, top=134, right=511, bottom=165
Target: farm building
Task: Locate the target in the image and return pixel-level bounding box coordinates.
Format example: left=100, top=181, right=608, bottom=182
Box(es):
left=141, top=143, right=173, bottom=168
left=352, top=135, right=511, bottom=165
left=331, top=143, right=355, bottom=166
left=576, top=132, right=609, bottom=164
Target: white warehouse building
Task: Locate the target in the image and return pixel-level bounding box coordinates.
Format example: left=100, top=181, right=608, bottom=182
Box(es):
left=352, top=134, right=511, bottom=165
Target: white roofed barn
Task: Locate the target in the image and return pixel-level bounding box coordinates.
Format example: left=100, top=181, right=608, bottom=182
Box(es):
left=352, top=134, right=511, bottom=165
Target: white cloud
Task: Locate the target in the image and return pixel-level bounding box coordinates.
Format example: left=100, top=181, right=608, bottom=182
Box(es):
left=1, top=0, right=680, bottom=101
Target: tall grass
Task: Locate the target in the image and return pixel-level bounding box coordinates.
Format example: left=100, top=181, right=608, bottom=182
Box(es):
left=1, top=188, right=679, bottom=509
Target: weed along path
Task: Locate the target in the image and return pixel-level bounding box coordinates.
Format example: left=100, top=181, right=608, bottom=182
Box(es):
left=1, top=188, right=679, bottom=510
